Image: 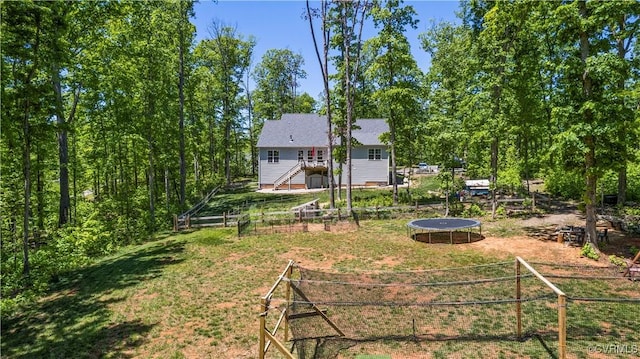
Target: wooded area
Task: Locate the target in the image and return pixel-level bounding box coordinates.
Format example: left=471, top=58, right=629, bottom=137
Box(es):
left=1, top=0, right=639, bottom=312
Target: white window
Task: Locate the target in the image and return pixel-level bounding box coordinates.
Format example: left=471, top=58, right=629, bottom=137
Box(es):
left=298, top=150, right=304, bottom=161
left=307, top=150, right=314, bottom=162
left=317, top=150, right=324, bottom=161
left=368, top=148, right=381, bottom=160
left=268, top=150, right=279, bottom=163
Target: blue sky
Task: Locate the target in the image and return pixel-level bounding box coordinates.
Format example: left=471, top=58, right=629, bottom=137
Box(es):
left=192, top=0, right=461, bottom=99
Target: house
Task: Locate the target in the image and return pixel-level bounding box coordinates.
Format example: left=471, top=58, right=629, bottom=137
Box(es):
left=256, top=113, right=389, bottom=190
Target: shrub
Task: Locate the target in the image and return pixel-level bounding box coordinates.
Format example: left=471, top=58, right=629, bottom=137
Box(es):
left=463, top=203, right=485, bottom=218
left=544, top=168, right=584, bottom=199
left=580, top=243, right=600, bottom=261
left=608, top=255, right=627, bottom=269
left=448, top=202, right=464, bottom=217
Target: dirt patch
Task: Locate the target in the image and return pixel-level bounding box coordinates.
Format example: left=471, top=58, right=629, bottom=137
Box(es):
left=469, top=235, right=588, bottom=264
left=480, top=210, right=640, bottom=263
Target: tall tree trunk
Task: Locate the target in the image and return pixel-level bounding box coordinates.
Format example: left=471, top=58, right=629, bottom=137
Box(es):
left=178, top=0, right=186, bottom=209
left=147, top=135, right=155, bottom=232
left=224, top=107, right=232, bottom=186
left=390, top=122, right=398, bottom=205
left=22, top=99, right=32, bottom=278
left=306, top=0, right=335, bottom=208
left=19, top=8, right=44, bottom=279
left=133, top=137, right=139, bottom=188
left=389, top=63, right=398, bottom=206
left=165, top=167, right=170, bottom=215
left=36, top=149, right=44, bottom=237
left=72, top=130, right=78, bottom=223
left=340, top=1, right=368, bottom=213
left=579, top=0, right=597, bottom=247
left=52, top=69, right=80, bottom=226
left=244, top=71, right=257, bottom=176
left=208, top=110, right=215, bottom=178
left=146, top=7, right=156, bottom=233
left=616, top=14, right=628, bottom=206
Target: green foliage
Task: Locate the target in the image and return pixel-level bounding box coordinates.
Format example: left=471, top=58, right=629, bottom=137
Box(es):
left=624, top=161, right=640, bottom=201
left=497, top=147, right=524, bottom=195
left=462, top=203, right=485, bottom=218
left=252, top=48, right=307, bottom=121
left=2, top=0, right=639, bottom=323
left=608, top=255, right=627, bottom=269
left=580, top=243, right=600, bottom=261
left=544, top=168, right=584, bottom=199
left=448, top=202, right=464, bottom=217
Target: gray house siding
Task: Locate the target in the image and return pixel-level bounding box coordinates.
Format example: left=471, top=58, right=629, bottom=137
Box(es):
left=258, top=148, right=306, bottom=188
left=339, top=146, right=389, bottom=185
left=257, top=114, right=389, bottom=189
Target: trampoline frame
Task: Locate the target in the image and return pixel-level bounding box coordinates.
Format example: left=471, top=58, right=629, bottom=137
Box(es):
left=407, top=218, right=482, bottom=244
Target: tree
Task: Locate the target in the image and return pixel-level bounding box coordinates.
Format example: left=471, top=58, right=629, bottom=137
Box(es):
left=200, top=23, right=254, bottom=185
left=335, top=0, right=370, bottom=213
left=177, top=0, right=196, bottom=210
left=1, top=1, right=54, bottom=279
left=547, top=1, right=639, bottom=247
left=420, top=22, right=477, bottom=184
left=306, top=0, right=337, bottom=208
left=366, top=0, right=421, bottom=205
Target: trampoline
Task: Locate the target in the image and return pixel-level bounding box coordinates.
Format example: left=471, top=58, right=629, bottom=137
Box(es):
left=407, top=218, right=482, bottom=244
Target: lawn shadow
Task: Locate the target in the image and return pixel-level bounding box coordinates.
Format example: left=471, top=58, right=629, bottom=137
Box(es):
left=1, top=239, right=185, bottom=358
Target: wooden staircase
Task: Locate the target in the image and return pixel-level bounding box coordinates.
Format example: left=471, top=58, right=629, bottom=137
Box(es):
left=273, top=162, right=305, bottom=190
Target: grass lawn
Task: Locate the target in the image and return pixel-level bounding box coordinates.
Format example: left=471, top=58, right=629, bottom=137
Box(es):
left=2, top=217, right=638, bottom=358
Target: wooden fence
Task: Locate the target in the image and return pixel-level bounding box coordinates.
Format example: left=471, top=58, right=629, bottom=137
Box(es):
left=259, top=260, right=296, bottom=359
left=173, top=212, right=248, bottom=231
left=464, top=192, right=552, bottom=217
left=258, top=258, right=570, bottom=359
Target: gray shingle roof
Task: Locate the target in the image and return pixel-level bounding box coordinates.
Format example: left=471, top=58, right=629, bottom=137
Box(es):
left=353, top=119, right=388, bottom=145
left=257, top=114, right=388, bottom=148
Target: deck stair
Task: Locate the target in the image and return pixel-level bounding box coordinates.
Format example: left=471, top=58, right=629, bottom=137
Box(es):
left=273, top=162, right=305, bottom=190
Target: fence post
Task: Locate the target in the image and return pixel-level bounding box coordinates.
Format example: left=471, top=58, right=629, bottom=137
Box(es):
left=284, top=264, right=293, bottom=342
left=259, top=297, right=266, bottom=359
left=173, top=215, right=178, bottom=232
left=223, top=212, right=227, bottom=227
left=558, top=294, right=567, bottom=359
left=532, top=192, right=536, bottom=211
left=376, top=206, right=380, bottom=220
left=187, top=215, right=191, bottom=229
left=337, top=208, right=341, bottom=221
left=515, top=259, right=522, bottom=339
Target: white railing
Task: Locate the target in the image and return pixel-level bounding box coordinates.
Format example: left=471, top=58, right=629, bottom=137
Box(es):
left=273, top=162, right=304, bottom=189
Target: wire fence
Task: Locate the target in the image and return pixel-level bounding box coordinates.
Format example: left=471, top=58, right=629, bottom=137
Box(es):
left=260, top=259, right=640, bottom=359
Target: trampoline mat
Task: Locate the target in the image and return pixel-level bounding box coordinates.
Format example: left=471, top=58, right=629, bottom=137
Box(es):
left=407, top=218, right=481, bottom=231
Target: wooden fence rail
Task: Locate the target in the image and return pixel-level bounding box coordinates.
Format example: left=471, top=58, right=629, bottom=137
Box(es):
left=173, top=212, right=246, bottom=231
